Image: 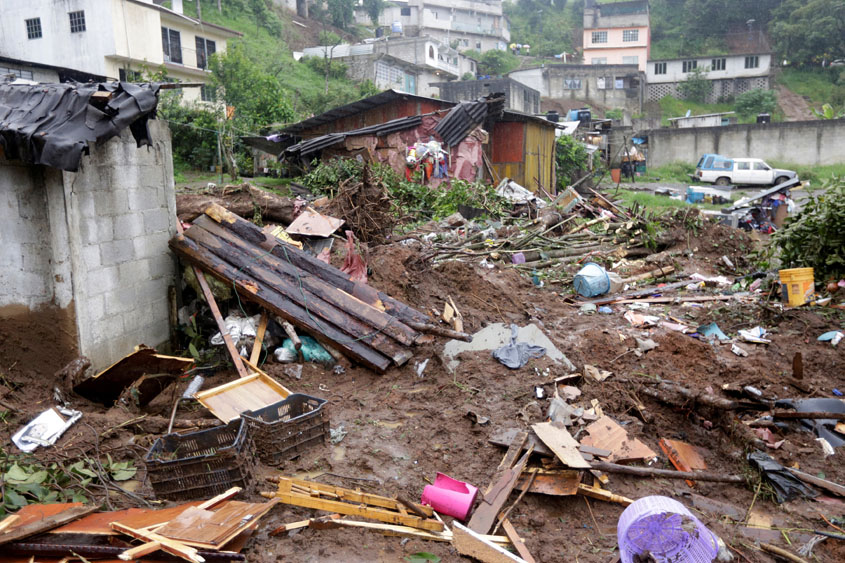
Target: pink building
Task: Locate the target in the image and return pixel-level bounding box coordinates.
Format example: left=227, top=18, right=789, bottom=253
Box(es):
left=582, top=0, right=650, bottom=72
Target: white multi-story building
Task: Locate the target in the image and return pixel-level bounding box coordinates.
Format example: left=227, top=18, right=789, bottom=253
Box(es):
left=0, top=0, right=240, bottom=103
left=645, top=52, right=772, bottom=102
left=356, top=0, right=509, bottom=53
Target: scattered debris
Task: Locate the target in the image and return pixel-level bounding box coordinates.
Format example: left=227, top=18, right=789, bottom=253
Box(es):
left=11, top=406, right=82, bottom=452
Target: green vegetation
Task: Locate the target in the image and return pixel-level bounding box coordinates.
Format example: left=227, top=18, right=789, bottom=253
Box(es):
left=677, top=68, right=713, bottom=103
left=465, top=50, right=521, bottom=76
left=766, top=162, right=845, bottom=186
left=657, top=96, right=734, bottom=126
left=502, top=0, right=580, bottom=58
left=555, top=135, right=590, bottom=189
left=777, top=67, right=845, bottom=109
left=614, top=189, right=728, bottom=211
left=734, top=89, right=778, bottom=120
left=765, top=177, right=845, bottom=281
left=772, top=0, right=845, bottom=66
left=1, top=451, right=137, bottom=516
left=639, top=162, right=696, bottom=183
left=300, top=158, right=505, bottom=220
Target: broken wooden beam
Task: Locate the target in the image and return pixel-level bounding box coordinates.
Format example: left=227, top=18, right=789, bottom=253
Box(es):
left=203, top=203, right=431, bottom=325
left=0, top=505, right=97, bottom=547
left=249, top=312, right=269, bottom=365
left=589, top=461, right=744, bottom=483
left=170, top=234, right=392, bottom=373
left=452, top=522, right=527, bottom=563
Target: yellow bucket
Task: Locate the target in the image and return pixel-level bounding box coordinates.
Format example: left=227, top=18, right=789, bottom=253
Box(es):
left=779, top=267, right=815, bottom=307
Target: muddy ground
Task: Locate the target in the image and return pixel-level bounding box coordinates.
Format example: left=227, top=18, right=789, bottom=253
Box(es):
left=1, top=218, right=843, bottom=563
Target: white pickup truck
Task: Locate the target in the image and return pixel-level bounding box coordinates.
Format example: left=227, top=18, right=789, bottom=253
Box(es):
left=694, top=154, right=797, bottom=186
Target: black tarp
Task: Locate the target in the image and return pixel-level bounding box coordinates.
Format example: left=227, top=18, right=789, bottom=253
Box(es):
left=0, top=82, right=160, bottom=172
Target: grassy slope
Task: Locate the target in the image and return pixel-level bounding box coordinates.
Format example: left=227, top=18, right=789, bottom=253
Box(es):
left=179, top=0, right=362, bottom=121
left=777, top=67, right=845, bottom=111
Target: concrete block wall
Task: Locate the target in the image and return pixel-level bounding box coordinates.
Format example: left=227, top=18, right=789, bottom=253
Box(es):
left=63, top=120, right=177, bottom=368
left=0, top=119, right=177, bottom=370
left=646, top=118, right=845, bottom=168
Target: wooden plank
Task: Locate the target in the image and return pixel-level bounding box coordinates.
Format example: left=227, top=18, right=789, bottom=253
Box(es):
left=580, top=416, right=656, bottom=464
left=307, top=517, right=511, bottom=544
left=202, top=203, right=430, bottom=325
left=185, top=224, right=413, bottom=366
left=111, top=522, right=202, bottom=563
left=500, top=519, right=536, bottom=563
left=452, top=522, right=527, bottom=563
left=170, top=234, right=392, bottom=373
left=659, top=438, right=706, bottom=487
left=277, top=477, right=433, bottom=516
left=489, top=428, right=553, bottom=457
left=468, top=447, right=533, bottom=534
left=515, top=470, right=580, bottom=496
left=193, top=216, right=419, bottom=347
left=155, top=499, right=278, bottom=549
left=0, top=505, right=97, bottom=546
left=0, top=516, right=20, bottom=534
left=531, top=422, right=591, bottom=469
left=577, top=484, right=633, bottom=506
left=195, top=372, right=290, bottom=423
left=249, top=312, right=269, bottom=365
left=787, top=467, right=845, bottom=497
left=265, top=490, right=443, bottom=532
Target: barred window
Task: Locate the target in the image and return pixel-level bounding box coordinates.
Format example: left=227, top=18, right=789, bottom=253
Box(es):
left=654, top=62, right=667, bottom=75
left=745, top=55, right=759, bottom=68
left=26, top=18, right=42, bottom=40
left=711, top=58, right=726, bottom=71
left=196, top=36, right=216, bottom=70
left=564, top=78, right=582, bottom=89
left=622, top=29, right=638, bottom=42
left=592, top=31, right=608, bottom=44
left=69, top=11, right=86, bottom=33
left=161, top=27, right=183, bottom=64
left=682, top=60, right=697, bottom=73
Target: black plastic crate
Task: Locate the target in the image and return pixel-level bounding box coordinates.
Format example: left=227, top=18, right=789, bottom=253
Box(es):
left=242, top=394, right=329, bottom=466
left=144, top=418, right=256, bottom=501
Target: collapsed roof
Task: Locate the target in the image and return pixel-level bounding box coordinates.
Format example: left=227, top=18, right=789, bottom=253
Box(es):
left=0, top=82, right=160, bottom=172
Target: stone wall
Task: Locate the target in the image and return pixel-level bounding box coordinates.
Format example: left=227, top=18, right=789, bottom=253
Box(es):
left=0, top=120, right=177, bottom=369
left=646, top=118, right=845, bottom=168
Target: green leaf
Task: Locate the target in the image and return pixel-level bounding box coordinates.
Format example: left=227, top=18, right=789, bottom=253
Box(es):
left=189, top=343, right=200, bottom=360
left=25, top=470, right=49, bottom=484
left=5, top=463, right=31, bottom=483
left=5, top=489, right=28, bottom=508
left=111, top=468, right=138, bottom=481
left=404, top=553, right=441, bottom=563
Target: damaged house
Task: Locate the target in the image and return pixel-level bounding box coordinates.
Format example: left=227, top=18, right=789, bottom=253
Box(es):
left=249, top=89, right=558, bottom=192
left=0, top=82, right=177, bottom=370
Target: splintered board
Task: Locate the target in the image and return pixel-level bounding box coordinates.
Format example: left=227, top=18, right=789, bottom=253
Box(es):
left=580, top=416, right=656, bottom=464
left=195, top=372, right=291, bottom=423
left=531, top=422, right=591, bottom=469
left=154, top=500, right=279, bottom=549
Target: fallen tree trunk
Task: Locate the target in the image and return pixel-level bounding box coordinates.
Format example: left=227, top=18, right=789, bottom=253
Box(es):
left=176, top=184, right=296, bottom=225
left=589, top=461, right=744, bottom=483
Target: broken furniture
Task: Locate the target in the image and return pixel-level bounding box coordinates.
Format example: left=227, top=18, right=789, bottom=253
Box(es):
left=241, top=393, right=329, bottom=466
left=195, top=366, right=291, bottom=423
left=169, top=204, right=442, bottom=374
left=144, top=418, right=256, bottom=501
left=263, top=476, right=444, bottom=532
left=72, top=346, right=194, bottom=406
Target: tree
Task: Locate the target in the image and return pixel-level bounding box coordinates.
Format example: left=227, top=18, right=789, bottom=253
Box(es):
left=318, top=31, right=343, bottom=95
left=477, top=50, right=520, bottom=76
left=678, top=67, right=712, bottom=103
left=327, top=0, right=355, bottom=29
left=555, top=134, right=589, bottom=189
left=362, top=0, right=385, bottom=26
left=811, top=103, right=845, bottom=119
left=771, top=0, right=845, bottom=66
left=734, top=88, right=777, bottom=120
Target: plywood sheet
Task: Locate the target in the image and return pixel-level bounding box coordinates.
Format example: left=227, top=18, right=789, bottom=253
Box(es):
left=195, top=372, right=291, bottom=422
left=515, top=470, right=580, bottom=496
left=156, top=500, right=277, bottom=548
left=6, top=503, right=82, bottom=529
left=531, top=422, right=591, bottom=469
left=285, top=208, right=344, bottom=237
left=579, top=416, right=656, bottom=464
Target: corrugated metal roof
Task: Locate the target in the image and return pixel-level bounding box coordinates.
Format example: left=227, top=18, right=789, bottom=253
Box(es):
left=285, top=115, right=423, bottom=157
left=281, top=90, right=454, bottom=135
left=434, top=93, right=505, bottom=146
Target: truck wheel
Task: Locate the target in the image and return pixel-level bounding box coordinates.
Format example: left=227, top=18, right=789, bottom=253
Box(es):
left=715, top=177, right=730, bottom=186
left=774, top=176, right=789, bottom=186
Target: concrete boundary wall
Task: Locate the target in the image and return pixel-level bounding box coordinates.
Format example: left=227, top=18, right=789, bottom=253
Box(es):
left=646, top=118, right=845, bottom=168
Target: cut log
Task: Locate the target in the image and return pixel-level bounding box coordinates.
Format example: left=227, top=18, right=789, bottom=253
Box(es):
left=181, top=227, right=412, bottom=366
left=176, top=184, right=296, bottom=225
left=202, top=203, right=430, bottom=325
left=170, top=235, right=392, bottom=373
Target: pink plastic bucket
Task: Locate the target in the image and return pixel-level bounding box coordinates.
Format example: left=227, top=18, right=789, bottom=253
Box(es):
left=421, top=472, right=478, bottom=520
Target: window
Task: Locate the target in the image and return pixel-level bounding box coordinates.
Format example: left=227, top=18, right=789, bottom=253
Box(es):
left=564, top=78, right=582, bottom=89
left=25, top=18, right=42, bottom=40
left=400, top=7, right=411, bottom=16
left=753, top=161, right=769, bottom=171
left=161, top=27, right=182, bottom=64
left=196, top=36, right=216, bottom=70
left=0, top=66, right=34, bottom=81
left=623, top=29, right=638, bottom=42
left=591, top=31, right=608, bottom=44
left=201, top=85, right=217, bottom=102
left=118, top=68, right=142, bottom=82
left=615, top=78, right=624, bottom=89
left=711, top=58, right=726, bottom=71
left=654, top=62, right=667, bottom=75
left=745, top=55, right=759, bottom=68
left=704, top=156, right=714, bottom=168
left=736, top=162, right=750, bottom=170
left=68, top=11, right=86, bottom=33
left=622, top=56, right=638, bottom=65
left=429, top=46, right=435, bottom=59
left=591, top=57, right=607, bottom=65
left=682, top=60, right=697, bottom=73
left=476, top=41, right=481, bottom=49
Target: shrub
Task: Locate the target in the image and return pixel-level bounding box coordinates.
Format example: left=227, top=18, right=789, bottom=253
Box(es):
left=766, top=176, right=845, bottom=280
left=734, top=88, right=778, bottom=120
left=678, top=67, right=712, bottom=103
left=555, top=134, right=590, bottom=189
